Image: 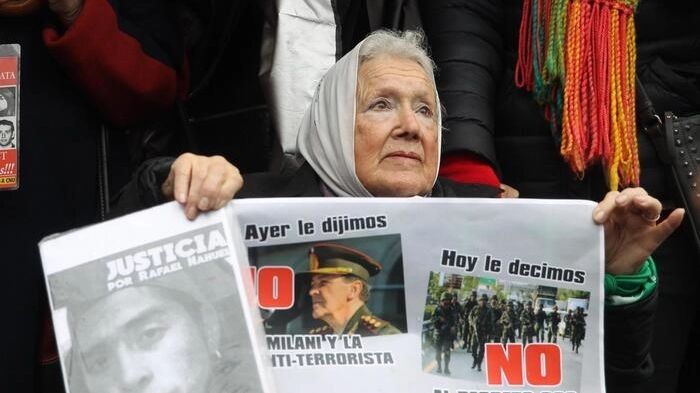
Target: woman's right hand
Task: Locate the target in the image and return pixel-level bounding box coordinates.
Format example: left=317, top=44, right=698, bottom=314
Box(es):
left=161, top=153, right=243, bottom=220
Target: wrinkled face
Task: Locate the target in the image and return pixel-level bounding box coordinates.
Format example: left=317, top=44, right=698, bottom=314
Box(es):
left=74, top=287, right=212, bottom=393
left=354, top=56, right=439, bottom=197
left=308, top=274, right=356, bottom=322
left=0, top=124, right=13, bottom=146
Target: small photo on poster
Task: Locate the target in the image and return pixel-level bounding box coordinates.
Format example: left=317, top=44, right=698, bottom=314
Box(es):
left=0, top=86, right=16, bottom=117
left=421, top=271, right=590, bottom=389
left=0, top=116, right=16, bottom=149
left=248, top=234, right=407, bottom=337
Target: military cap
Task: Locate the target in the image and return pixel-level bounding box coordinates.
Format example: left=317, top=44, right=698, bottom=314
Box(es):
left=300, top=243, right=381, bottom=281
left=479, top=293, right=489, bottom=301
left=440, top=292, right=453, bottom=301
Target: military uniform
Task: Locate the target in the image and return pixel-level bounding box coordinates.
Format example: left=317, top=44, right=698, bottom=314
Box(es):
left=520, top=302, right=536, bottom=345
left=571, top=309, right=586, bottom=353
left=489, top=297, right=503, bottom=343
left=499, top=304, right=517, bottom=346
left=468, top=294, right=493, bottom=371
left=432, top=292, right=458, bottom=374
left=534, top=306, right=547, bottom=343
left=460, top=293, right=478, bottom=349
left=299, top=243, right=403, bottom=337
left=308, top=304, right=401, bottom=336
left=547, top=308, right=561, bottom=343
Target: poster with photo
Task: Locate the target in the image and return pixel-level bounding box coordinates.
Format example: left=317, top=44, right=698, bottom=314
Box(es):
left=39, top=202, right=276, bottom=393
left=0, top=44, right=19, bottom=189
left=233, top=197, right=605, bottom=393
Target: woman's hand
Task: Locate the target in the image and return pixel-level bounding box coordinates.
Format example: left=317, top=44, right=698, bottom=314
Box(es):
left=161, top=153, right=243, bottom=220
left=592, top=187, right=684, bottom=275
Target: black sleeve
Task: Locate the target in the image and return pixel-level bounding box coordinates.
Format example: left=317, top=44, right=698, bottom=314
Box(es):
left=418, top=0, right=504, bottom=167
left=604, top=289, right=657, bottom=392
left=109, top=156, right=175, bottom=218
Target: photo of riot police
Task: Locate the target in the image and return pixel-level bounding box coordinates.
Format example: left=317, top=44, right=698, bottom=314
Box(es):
left=421, top=271, right=589, bottom=386
left=247, top=234, right=407, bottom=337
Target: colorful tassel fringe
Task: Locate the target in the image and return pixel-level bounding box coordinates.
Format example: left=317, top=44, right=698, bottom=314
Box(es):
left=515, top=0, right=640, bottom=190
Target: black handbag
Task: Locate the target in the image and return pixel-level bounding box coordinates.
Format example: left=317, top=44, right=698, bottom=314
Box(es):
left=637, top=77, right=700, bottom=249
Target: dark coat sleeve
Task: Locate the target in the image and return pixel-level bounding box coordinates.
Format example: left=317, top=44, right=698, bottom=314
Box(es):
left=604, top=289, right=657, bottom=392
left=109, top=156, right=175, bottom=218
left=418, top=0, right=503, bottom=169
left=42, top=0, right=184, bottom=126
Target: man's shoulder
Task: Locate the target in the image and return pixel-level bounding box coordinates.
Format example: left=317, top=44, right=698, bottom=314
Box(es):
left=357, top=313, right=401, bottom=335
left=308, top=324, right=334, bottom=335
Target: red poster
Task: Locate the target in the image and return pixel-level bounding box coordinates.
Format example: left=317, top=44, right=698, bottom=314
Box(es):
left=0, top=48, right=19, bottom=190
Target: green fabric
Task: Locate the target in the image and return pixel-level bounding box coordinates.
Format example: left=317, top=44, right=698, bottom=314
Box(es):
left=604, top=257, right=657, bottom=306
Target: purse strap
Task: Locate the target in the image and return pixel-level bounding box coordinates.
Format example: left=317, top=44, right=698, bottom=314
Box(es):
left=636, top=76, right=671, bottom=164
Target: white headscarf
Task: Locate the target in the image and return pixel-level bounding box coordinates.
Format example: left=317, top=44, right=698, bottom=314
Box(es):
left=296, top=36, right=442, bottom=197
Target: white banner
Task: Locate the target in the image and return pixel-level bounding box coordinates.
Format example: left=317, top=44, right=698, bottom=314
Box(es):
left=234, top=197, right=604, bottom=393
left=40, top=202, right=276, bottom=393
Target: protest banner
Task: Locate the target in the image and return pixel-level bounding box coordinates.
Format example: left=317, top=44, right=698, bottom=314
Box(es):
left=234, top=197, right=604, bottom=393
left=39, top=202, right=276, bottom=393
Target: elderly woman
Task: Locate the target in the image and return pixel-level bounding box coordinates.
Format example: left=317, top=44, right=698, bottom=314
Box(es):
left=117, top=30, right=683, bottom=391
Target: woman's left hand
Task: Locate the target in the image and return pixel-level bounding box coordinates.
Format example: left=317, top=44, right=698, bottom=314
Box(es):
left=593, top=187, right=684, bottom=275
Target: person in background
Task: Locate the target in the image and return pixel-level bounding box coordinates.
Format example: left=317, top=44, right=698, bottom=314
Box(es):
left=0, top=0, right=184, bottom=391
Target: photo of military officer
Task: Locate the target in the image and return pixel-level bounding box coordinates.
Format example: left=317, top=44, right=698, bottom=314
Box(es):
left=301, top=243, right=401, bottom=336
left=247, top=234, right=407, bottom=336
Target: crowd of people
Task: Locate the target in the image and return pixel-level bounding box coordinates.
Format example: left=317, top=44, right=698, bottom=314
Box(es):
left=430, top=292, right=589, bottom=374
left=2, top=1, right=698, bottom=392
